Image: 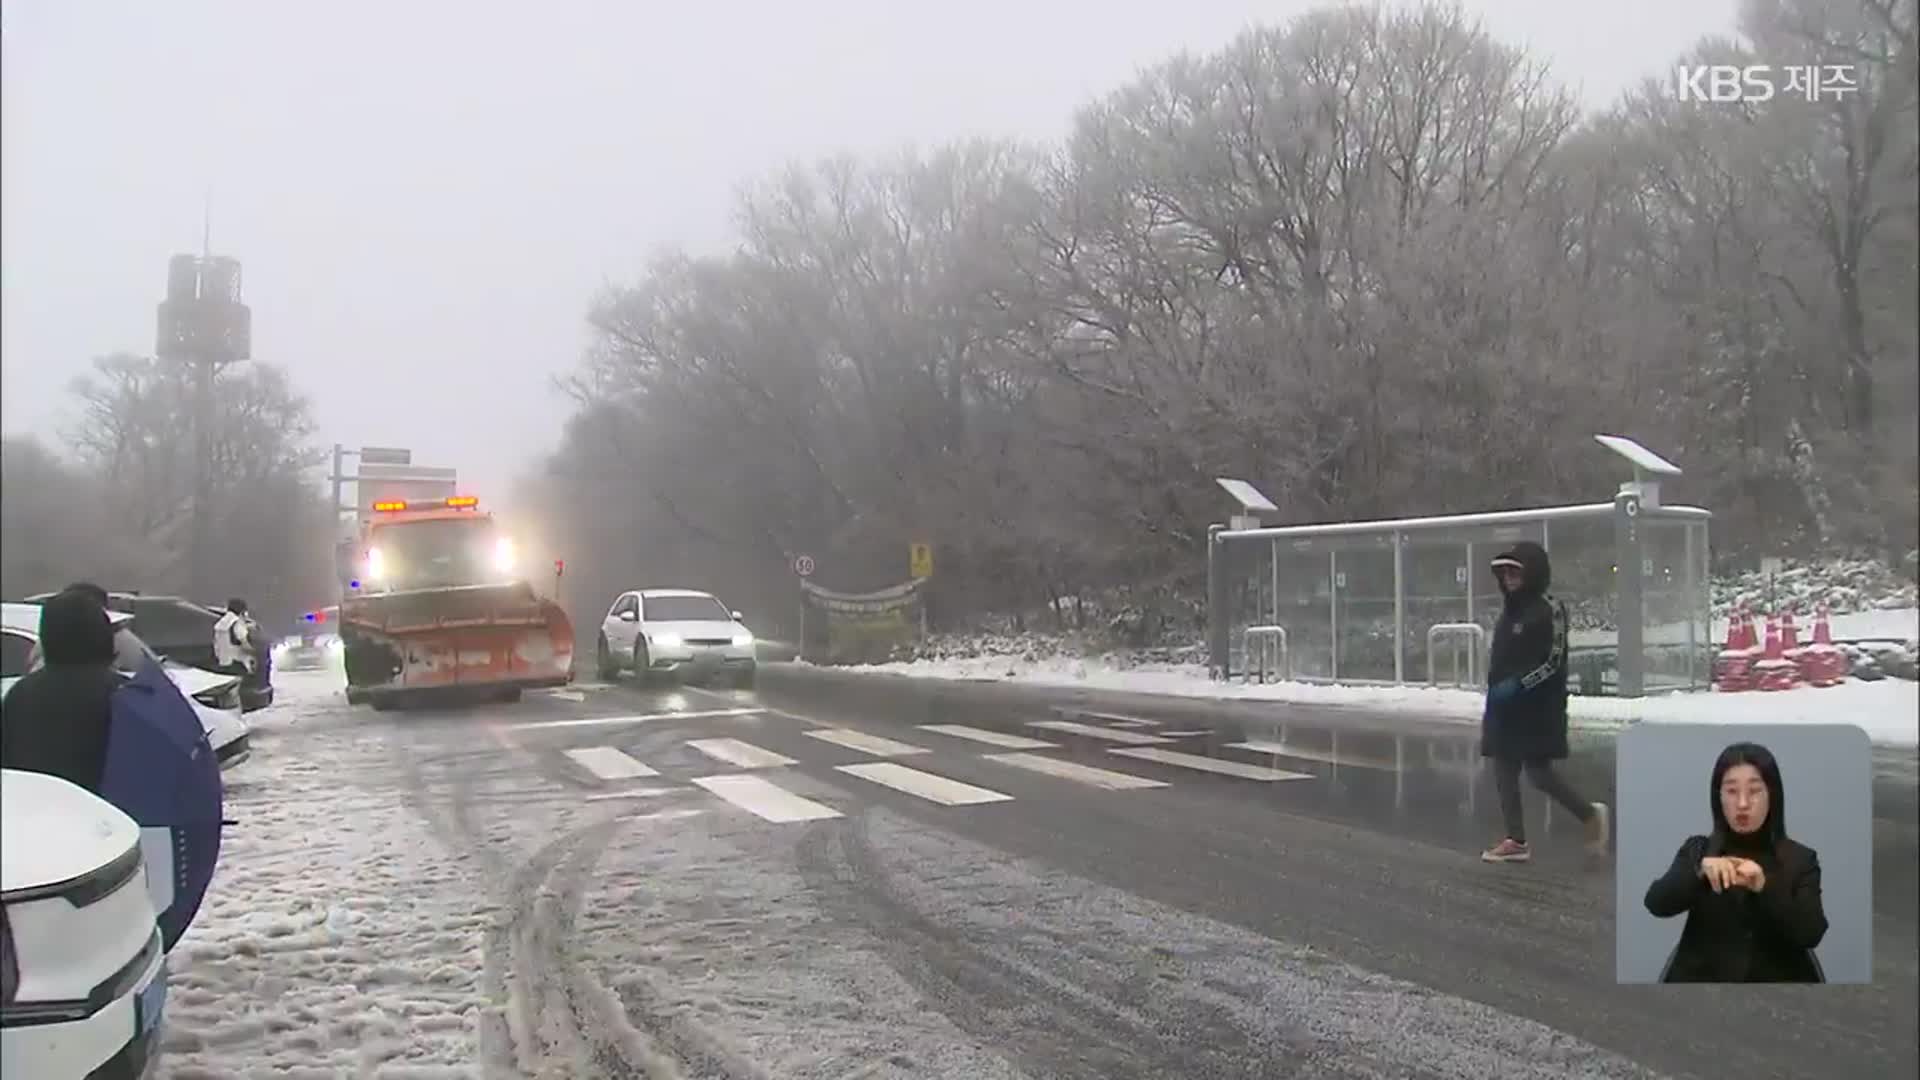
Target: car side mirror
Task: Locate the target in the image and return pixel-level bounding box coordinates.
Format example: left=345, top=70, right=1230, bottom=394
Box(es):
left=732, top=610, right=744, bottom=621
left=618, top=610, right=638, bottom=622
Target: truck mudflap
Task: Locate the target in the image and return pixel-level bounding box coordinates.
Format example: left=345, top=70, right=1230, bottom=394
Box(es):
left=341, top=583, right=574, bottom=692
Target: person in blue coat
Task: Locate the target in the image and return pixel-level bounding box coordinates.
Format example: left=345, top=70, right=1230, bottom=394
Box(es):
left=1479, top=541, right=1610, bottom=863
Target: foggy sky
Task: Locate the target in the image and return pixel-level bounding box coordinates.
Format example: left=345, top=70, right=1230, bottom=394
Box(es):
left=2, top=0, right=1737, bottom=505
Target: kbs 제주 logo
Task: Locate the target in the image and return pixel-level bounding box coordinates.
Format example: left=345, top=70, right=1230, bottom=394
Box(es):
left=1673, top=64, right=1859, bottom=104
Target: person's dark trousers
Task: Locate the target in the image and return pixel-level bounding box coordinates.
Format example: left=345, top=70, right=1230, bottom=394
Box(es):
left=1493, top=756, right=1595, bottom=844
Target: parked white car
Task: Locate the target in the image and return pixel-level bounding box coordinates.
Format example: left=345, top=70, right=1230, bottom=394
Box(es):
left=0, top=602, right=250, bottom=769
left=2, top=768, right=167, bottom=1078
left=596, top=589, right=757, bottom=687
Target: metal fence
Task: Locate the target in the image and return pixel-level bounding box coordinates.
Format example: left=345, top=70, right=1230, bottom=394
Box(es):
left=1206, top=495, right=1711, bottom=698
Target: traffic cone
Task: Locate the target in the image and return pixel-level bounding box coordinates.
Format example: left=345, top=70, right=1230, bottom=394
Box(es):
left=1782, top=610, right=1801, bottom=652
left=1714, top=606, right=1758, bottom=692
left=1754, top=613, right=1801, bottom=691
left=1812, top=606, right=1833, bottom=646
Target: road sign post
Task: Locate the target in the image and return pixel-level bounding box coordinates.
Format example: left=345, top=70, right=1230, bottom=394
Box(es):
left=793, top=555, right=815, bottom=663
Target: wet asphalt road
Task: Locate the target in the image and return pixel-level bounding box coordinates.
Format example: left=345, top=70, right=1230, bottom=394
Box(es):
left=369, top=664, right=1917, bottom=1080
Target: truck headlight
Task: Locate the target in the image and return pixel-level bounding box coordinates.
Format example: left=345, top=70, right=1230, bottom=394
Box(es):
left=493, top=537, right=517, bottom=574
left=367, top=547, right=389, bottom=581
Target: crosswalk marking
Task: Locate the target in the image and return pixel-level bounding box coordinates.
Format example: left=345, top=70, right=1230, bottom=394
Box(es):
left=1027, top=720, right=1173, bottom=745
left=1160, top=730, right=1212, bottom=738
left=981, top=752, right=1168, bottom=790
left=1052, top=707, right=1161, bottom=727
left=917, top=724, right=1059, bottom=750
left=836, top=763, right=1014, bottom=806
left=565, top=746, right=660, bottom=780
left=1227, top=740, right=1398, bottom=771
left=689, top=738, right=796, bottom=770
left=509, top=707, right=764, bottom=731
left=805, top=729, right=929, bottom=757
left=692, top=774, right=842, bottom=823
left=1109, top=746, right=1314, bottom=782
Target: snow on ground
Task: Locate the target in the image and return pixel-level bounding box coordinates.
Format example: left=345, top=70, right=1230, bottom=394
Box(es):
left=156, top=669, right=486, bottom=1080
left=845, top=608, right=1920, bottom=748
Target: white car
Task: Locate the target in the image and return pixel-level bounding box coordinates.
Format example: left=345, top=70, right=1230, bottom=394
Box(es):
left=596, top=589, right=757, bottom=687
left=2, top=768, right=167, bottom=1078
left=0, top=602, right=250, bottom=770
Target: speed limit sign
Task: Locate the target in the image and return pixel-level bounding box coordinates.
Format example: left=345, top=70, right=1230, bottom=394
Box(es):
left=793, top=554, right=816, bottom=578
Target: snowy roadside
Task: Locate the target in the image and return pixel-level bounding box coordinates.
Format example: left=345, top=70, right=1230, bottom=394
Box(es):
left=836, top=608, right=1920, bottom=748
left=156, top=669, right=488, bottom=1079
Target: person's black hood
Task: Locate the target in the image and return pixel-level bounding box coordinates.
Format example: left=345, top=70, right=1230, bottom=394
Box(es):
left=1489, top=540, right=1552, bottom=599
left=38, top=589, right=117, bottom=665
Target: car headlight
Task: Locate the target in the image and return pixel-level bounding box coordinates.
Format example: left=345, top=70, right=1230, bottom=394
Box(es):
left=732, top=632, right=753, bottom=647
left=651, top=633, right=683, bottom=648
left=327, top=637, right=345, bottom=654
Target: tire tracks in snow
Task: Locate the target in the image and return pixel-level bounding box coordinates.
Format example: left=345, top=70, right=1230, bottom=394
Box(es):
left=793, top=813, right=1268, bottom=1080
left=391, top=738, right=692, bottom=1078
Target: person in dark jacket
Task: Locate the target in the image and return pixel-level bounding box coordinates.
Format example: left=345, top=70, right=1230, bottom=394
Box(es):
left=1479, top=541, right=1609, bottom=862
left=0, top=588, right=124, bottom=792
left=1644, top=742, right=1827, bottom=982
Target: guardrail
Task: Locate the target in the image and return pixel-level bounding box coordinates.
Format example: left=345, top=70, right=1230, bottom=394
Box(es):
left=1244, top=625, right=1289, bottom=684
left=1427, top=623, right=1486, bottom=689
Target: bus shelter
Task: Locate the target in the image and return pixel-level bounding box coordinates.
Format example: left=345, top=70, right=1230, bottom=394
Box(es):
left=1206, top=492, right=1711, bottom=699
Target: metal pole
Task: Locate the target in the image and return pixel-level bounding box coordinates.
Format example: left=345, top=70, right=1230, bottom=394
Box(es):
left=1684, top=522, right=1699, bottom=688
left=1391, top=531, right=1405, bottom=685
left=1328, top=549, right=1339, bottom=681
left=1270, top=538, right=1280, bottom=625
left=1207, top=525, right=1227, bottom=679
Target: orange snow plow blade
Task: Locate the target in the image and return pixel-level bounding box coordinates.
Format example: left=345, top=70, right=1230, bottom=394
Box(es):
left=341, top=582, right=574, bottom=692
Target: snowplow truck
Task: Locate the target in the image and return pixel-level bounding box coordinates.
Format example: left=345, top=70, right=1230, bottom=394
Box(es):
left=338, top=495, right=573, bottom=707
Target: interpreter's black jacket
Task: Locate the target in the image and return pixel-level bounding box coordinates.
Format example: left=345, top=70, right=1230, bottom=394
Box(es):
left=1645, top=833, right=1828, bottom=983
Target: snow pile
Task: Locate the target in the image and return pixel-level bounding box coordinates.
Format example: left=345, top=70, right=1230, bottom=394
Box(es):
left=1712, top=557, right=1918, bottom=617
left=840, top=653, right=1920, bottom=747
left=156, top=670, right=487, bottom=1078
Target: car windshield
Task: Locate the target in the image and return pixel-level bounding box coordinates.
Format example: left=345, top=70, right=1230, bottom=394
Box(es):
left=645, top=596, right=731, bottom=622
left=369, top=518, right=499, bottom=589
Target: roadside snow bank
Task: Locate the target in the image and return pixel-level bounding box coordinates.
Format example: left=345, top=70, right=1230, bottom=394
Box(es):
left=156, top=673, right=486, bottom=1078
left=839, top=651, right=1920, bottom=748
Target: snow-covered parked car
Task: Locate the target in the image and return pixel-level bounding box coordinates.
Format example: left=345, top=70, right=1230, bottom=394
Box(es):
left=0, top=602, right=250, bottom=770
left=2, top=768, right=168, bottom=1079
left=596, top=589, right=757, bottom=687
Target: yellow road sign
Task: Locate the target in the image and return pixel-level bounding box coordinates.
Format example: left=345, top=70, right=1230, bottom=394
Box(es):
left=909, top=542, right=934, bottom=579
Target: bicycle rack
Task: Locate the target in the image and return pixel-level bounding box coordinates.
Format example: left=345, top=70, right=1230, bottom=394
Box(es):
left=1427, top=623, right=1487, bottom=688
left=1244, top=625, right=1289, bottom=684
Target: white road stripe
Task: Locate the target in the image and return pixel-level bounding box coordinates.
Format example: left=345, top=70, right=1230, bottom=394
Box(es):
left=692, top=774, right=842, bottom=823
left=1109, top=746, right=1314, bottom=782
left=1051, top=707, right=1161, bottom=727
left=836, top=763, right=1014, bottom=806
left=1027, top=720, right=1173, bottom=745
left=507, top=707, right=764, bottom=731
left=565, top=746, right=660, bottom=780
left=689, top=738, right=797, bottom=769
left=546, top=689, right=586, bottom=702
left=918, top=724, right=1058, bottom=750
left=982, top=753, right=1169, bottom=790
left=1227, top=741, right=1397, bottom=771
left=1159, top=730, right=1212, bottom=738
left=805, top=728, right=929, bottom=757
